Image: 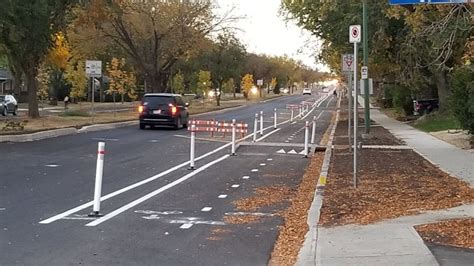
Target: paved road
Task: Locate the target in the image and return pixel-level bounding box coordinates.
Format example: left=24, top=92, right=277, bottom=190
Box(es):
left=0, top=91, right=337, bottom=265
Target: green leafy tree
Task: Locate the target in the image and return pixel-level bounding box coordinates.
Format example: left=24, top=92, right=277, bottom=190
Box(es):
left=197, top=70, right=212, bottom=99
left=450, top=66, right=474, bottom=134
left=0, top=0, right=76, bottom=118
left=171, top=72, right=185, bottom=94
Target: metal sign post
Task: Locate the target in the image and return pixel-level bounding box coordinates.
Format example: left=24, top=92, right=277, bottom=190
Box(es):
left=350, top=25, right=361, bottom=188
left=86, top=60, right=102, bottom=123
left=342, top=54, right=354, bottom=152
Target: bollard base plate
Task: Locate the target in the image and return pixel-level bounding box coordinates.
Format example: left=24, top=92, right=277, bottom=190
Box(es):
left=88, top=211, right=103, bottom=218
left=188, top=166, right=195, bottom=171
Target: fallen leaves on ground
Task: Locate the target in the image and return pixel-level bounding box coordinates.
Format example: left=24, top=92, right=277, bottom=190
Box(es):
left=415, top=218, right=474, bottom=249
left=231, top=185, right=293, bottom=212
left=269, top=153, right=324, bottom=266
left=319, top=121, right=474, bottom=227
left=223, top=215, right=262, bottom=225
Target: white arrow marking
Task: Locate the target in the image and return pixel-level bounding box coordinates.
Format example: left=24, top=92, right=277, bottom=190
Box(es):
left=201, top=207, right=212, bottom=212
left=231, top=184, right=240, bottom=188
left=218, top=194, right=228, bottom=199
left=180, top=224, right=193, bottom=229
left=242, top=176, right=250, bottom=179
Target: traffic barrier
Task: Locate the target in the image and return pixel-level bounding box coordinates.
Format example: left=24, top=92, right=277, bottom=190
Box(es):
left=311, top=116, right=317, bottom=144
left=274, top=108, right=277, bottom=129
left=89, top=142, right=105, bottom=217
left=189, top=124, right=196, bottom=170
left=253, top=113, right=258, bottom=142
left=231, top=119, right=236, bottom=156
left=304, top=121, right=309, bottom=158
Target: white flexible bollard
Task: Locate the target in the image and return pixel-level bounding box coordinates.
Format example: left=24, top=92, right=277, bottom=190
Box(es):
left=274, top=108, right=277, bottom=129
left=189, top=124, right=196, bottom=170
left=290, top=109, right=294, bottom=122
left=231, top=119, right=236, bottom=155
left=89, top=142, right=105, bottom=217
left=304, top=121, right=309, bottom=158
left=311, top=116, right=316, bottom=144
left=253, top=113, right=258, bottom=142
left=260, top=111, right=264, bottom=136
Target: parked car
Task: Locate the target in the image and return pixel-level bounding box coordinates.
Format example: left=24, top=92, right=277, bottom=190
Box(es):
left=138, top=93, right=189, bottom=129
left=303, top=88, right=312, bottom=95
left=414, top=99, right=439, bottom=115
left=0, top=94, right=18, bottom=116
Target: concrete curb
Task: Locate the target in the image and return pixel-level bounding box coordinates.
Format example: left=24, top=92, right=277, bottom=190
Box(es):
left=296, top=95, right=341, bottom=266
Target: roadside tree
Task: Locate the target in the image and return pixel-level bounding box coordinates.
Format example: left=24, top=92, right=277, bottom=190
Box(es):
left=0, top=0, right=76, bottom=118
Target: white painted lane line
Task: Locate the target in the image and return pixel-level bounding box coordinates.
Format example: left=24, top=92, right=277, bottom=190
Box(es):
left=260, top=163, right=266, bottom=166
left=85, top=155, right=230, bottom=227
left=40, top=142, right=234, bottom=224
left=251, top=169, right=259, bottom=172
left=231, top=184, right=240, bottom=188
left=285, top=140, right=290, bottom=143
left=149, top=140, right=158, bottom=143
left=180, top=224, right=193, bottom=229
left=92, top=138, right=119, bottom=142
left=255, top=128, right=281, bottom=142
left=218, top=194, right=228, bottom=199
left=267, top=158, right=273, bottom=161
left=242, top=176, right=250, bottom=179
left=0, top=208, right=6, bottom=211
left=45, top=164, right=60, bottom=168
left=201, top=207, right=212, bottom=212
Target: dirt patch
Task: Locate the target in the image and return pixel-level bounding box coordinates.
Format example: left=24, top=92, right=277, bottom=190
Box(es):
left=207, top=227, right=232, bottom=241
left=430, top=130, right=473, bottom=150
left=415, top=218, right=474, bottom=249
left=319, top=147, right=474, bottom=227
left=333, top=120, right=404, bottom=146
left=269, top=153, right=324, bottom=266
left=231, top=185, right=293, bottom=212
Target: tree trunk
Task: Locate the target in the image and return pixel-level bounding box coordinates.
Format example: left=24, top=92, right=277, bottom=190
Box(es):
left=26, top=71, right=40, bottom=118
left=434, top=69, right=450, bottom=111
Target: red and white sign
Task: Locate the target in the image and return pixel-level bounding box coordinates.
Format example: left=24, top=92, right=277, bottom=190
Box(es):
left=349, top=25, right=361, bottom=43
left=286, top=104, right=300, bottom=109
left=188, top=120, right=248, bottom=134
left=342, top=54, right=354, bottom=72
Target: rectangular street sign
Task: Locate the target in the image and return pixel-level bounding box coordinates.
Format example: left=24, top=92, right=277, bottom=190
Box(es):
left=342, top=54, right=354, bottom=72
left=349, top=25, right=361, bottom=43
left=86, top=60, right=102, bottom=78
left=389, top=0, right=467, bottom=5
left=361, top=66, right=368, bottom=79
left=257, top=79, right=263, bottom=86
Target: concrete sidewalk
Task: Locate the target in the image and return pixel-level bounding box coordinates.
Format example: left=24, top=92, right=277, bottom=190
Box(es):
left=297, top=97, right=473, bottom=265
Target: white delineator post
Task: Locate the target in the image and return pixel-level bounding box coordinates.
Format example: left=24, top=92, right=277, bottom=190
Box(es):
left=290, top=109, right=294, bottom=122
left=311, top=116, right=316, bottom=144
left=304, top=121, right=309, bottom=158
left=189, top=124, right=196, bottom=170
left=259, top=111, right=264, bottom=135
left=231, top=119, right=236, bottom=155
left=273, top=108, right=277, bottom=129
left=353, top=36, right=358, bottom=188
left=89, top=142, right=105, bottom=217
left=253, top=113, right=258, bottom=142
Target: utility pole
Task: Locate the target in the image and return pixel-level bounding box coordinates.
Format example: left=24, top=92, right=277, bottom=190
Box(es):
left=363, top=0, right=370, bottom=134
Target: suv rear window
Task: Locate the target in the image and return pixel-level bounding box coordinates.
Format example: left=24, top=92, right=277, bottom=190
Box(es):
left=142, top=96, right=174, bottom=107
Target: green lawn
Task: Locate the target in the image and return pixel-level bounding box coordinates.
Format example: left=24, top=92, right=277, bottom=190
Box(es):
left=413, top=113, right=461, bottom=132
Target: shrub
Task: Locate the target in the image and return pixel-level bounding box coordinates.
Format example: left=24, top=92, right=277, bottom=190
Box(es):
left=450, top=66, right=474, bottom=134
left=60, top=110, right=90, bottom=117
left=390, top=84, right=414, bottom=115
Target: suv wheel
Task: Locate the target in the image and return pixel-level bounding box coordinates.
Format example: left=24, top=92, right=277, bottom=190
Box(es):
left=174, top=117, right=182, bottom=129
left=139, top=123, right=146, bottom=130
left=2, top=107, right=6, bottom=116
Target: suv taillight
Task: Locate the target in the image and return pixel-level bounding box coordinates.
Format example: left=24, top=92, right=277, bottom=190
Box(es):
left=169, top=103, right=177, bottom=115
left=138, top=105, right=144, bottom=113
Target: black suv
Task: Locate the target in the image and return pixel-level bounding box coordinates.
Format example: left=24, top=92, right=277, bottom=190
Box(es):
left=138, top=93, right=189, bottom=129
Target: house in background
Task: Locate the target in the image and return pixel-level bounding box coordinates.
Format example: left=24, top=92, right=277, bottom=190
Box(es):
left=0, top=68, right=27, bottom=102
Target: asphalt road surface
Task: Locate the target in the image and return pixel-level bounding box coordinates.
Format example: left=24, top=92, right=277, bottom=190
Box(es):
left=1, top=90, right=337, bottom=265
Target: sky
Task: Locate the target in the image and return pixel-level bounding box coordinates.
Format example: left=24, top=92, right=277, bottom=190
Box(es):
left=215, top=0, right=328, bottom=72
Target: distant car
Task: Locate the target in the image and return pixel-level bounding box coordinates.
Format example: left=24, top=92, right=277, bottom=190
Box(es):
left=414, top=99, right=439, bottom=115
left=0, top=94, right=18, bottom=116
left=138, top=93, right=189, bottom=129
left=282, top=88, right=289, bottom=94
left=303, top=88, right=312, bottom=95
